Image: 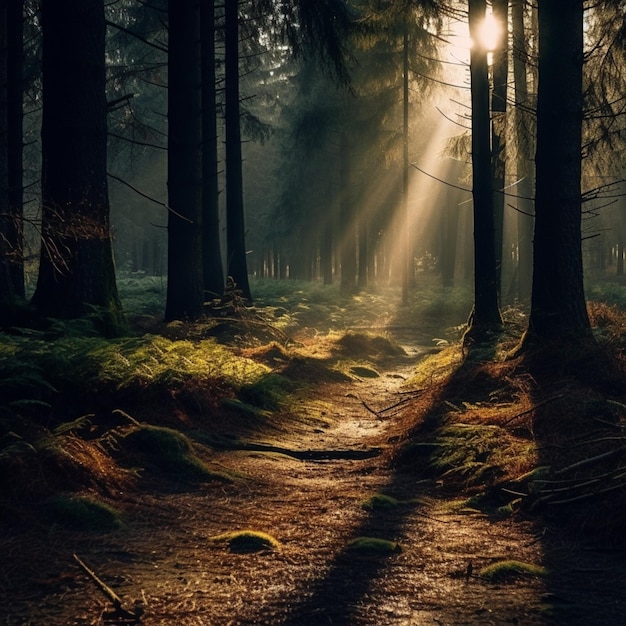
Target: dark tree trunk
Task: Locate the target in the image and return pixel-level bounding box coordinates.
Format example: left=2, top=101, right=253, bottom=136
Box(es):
left=201, top=0, right=224, bottom=300
left=224, top=0, right=252, bottom=302
left=401, top=23, right=410, bottom=305
left=32, top=0, right=122, bottom=323
left=512, top=0, right=534, bottom=303
left=466, top=0, right=503, bottom=338
left=7, top=0, right=24, bottom=299
left=523, top=0, right=591, bottom=343
left=165, top=0, right=204, bottom=321
left=0, top=0, right=14, bottom=320
left=491, top=0, right=508, bottom=297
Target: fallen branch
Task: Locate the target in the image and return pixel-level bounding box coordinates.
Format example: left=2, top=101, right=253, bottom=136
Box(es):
left=544, top=479, right=626, bottom=506
left=359, top=398, right=383, bottom=419
left=73, top=554, right=143, bottom=624
left=554, top=446, right=626, bottom=476
left=501, top=394, right=565, bottom=425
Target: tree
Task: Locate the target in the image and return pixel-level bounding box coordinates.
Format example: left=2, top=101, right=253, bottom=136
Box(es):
left=201, top=0, right=225, bottom=300
left=491, top=0, right=508, bottom=296
left=511, top=0, right=534, bottom=303
left=0, top=0, right=13, bottom=320
left=465, top=0, right=503, bottom=340
left=224, top=0, right=253, bottom=302
left=7, top=0, right=24, bottom=300
left=31, top=0, right=122, bottom=323
left=520, top=0, right=591, bottom=345
left=164, top=0, right=205, bottom=321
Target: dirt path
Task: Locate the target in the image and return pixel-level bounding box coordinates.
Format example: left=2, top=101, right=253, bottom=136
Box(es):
left=2, top=343, right=567, bottom=626
left=0, top=348, right=543, bottom=626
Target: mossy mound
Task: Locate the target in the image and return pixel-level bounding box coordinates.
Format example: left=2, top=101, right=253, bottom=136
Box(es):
left=346, top=536, right=401, bottom=556
left=45, top=494, right=123, bottom=531
left=349, top=365, right=380, bottom=378
left=479, top=559, right=546, bottom=582
left=209, top=530, right=281, bottom=553
left=335, top=331, right=406, bottom=362
left=362, top=493, right=400, bottom=511
left=123, top=425, right=232, bottom=483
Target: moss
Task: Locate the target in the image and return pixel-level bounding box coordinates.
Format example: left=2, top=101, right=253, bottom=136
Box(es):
left=362, top=493, right=400, bottom=511
left=45, top=494, right=122, bottom=531
left=346, top=536, right=401, bottom=555
left=479, top=559, right=546, bottom=582
left=238, top=373, right=295, bottom=411
left=349, top=365, right=380, bottom=378
left=209, top=530, right=281, bottom=553
left=123, top=425, right=232, bottom=483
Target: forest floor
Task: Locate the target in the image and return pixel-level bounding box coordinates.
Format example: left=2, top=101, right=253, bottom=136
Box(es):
left=3, top=284, right=626, bottom=624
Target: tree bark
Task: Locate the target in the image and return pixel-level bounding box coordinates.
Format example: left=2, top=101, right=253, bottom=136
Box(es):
left=491, top=0, right=508, bottom=297
left=511, top=0, right=534, bottom=303
left=0, top=0, right=14, bottom=321
left=165, top=0, right=204, bottom=321
left=7, top=0, right=24, bottom=299
left=401, top=22, right=410, bottom=305
left=201, top=0, right=224, bottom=300
left=466, top=0, right=503, bottom=338
left=224, top=0, right=252, bottom=302
left=523, top=0, right=591, bottom=343
left=32, top=0, right=122, bottom=324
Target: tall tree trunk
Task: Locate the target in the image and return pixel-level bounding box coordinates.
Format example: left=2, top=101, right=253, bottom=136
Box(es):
left=512, top=0, right=534, bottom=303
left=224, top=0, right=252, bottom=302
left=7, top=0, right=24, bottom=299
left=401, top=22, right=410, bottom=305
left=32, top=0, right=122, bottom=323
left=0, top=0, right=14, bottom=321
left=201, top=0, right=224, bottom=300
left=466, top=0, right=503, bottom=339
left=165, top=0, right=204, bottom=321
left=522, top=0, right=591, bottom=344
left=491, top=0, right=508, bottom=297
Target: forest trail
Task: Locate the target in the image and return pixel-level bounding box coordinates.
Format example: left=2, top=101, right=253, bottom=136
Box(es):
left=3, top=334, right=625, bottom=625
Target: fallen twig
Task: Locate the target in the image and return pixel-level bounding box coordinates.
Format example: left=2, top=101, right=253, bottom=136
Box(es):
left=73, top=554, right=143, bottom=624
left=501, top=394, right=565, bottom=425
left=554, top=446, right=626, bottom=475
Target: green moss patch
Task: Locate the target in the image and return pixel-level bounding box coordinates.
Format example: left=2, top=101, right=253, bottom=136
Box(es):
left=346, top=536, right=401, bottom=555
left=123, top=425, right=232, bottom=483
left=45, top=494, right=122, bottom=531
left=349, top=365, right=380, bottom=378
left=479, top=559, right=546, bottom=582
left=362, top=493, right=400, bottom=511
left=209, top=530, right=281, bottom=553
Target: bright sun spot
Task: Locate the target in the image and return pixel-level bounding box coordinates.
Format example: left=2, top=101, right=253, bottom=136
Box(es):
left=477, top=12, right=501, bottom=52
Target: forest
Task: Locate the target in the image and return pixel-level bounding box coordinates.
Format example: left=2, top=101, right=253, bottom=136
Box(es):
left=3, top=0, right=626, bottom=624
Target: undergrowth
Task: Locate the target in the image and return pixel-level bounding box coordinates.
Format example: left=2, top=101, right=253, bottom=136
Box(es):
left=3, top=276, right=626, bottom=540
